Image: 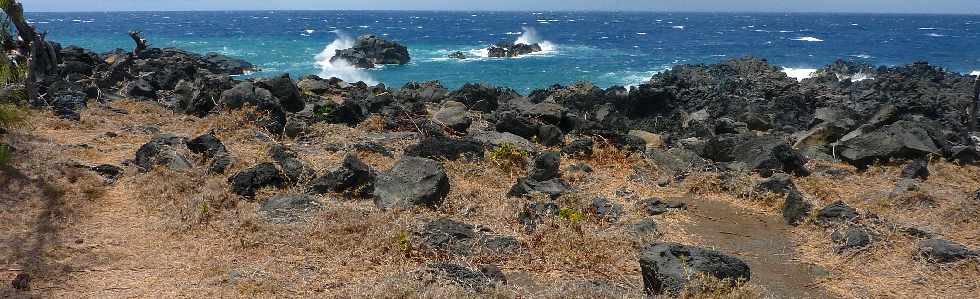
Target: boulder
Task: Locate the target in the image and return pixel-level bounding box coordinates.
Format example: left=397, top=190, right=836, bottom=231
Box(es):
left=426, top=263, right=493, bottom=291
left=518, top=201, right=560, bottom=232
left=508, top=177, right=572, bottom=199
left=397, top=81, right=449, bottom=102
left=470, top=130, right=537, bottom=154
left=639, top=243, right=751, bottom=296
left=331, top=34, right=410, bottom=68
left=838, top=120, right=942, bottom=168
left=832, top=226, right=872, bottom=252
left=432, top=101, right=472, bottom=132
left=404, top=137, right=484, bottom=161
left=699, top=134, right=810, bottom=176
left=629, top=130, right=664, bottom=149
left=528, top=152, right=561, bottom=181
left=494, top=110, right=539, bottom=139
left=638, top=198, right=688, bottom=216
left=310, top=153, right=376, bottom=195
left=259, top=194, right=320, bottom=223
left=448, top=83, right=518, bottom=112
left=374, top=157, right=451, bottom=210
left=256, top=74, right=305, bottom=113
left=537, top=125, right=565, bottom=147
left=121, top=78, right=156, bottom=99
left=49, top=91, right=87, bottom=121
left=416, top=218, right=477, bottom=254
left=186, top=132, right=227, bottom=159
left=915, top=239, right=977, bottom=263
left=754, top=173, right=796, bottom=195
left=815, top=201, right=859, bottom=225
left=783, top=190, right=812, bottom=226
left=447, top=51, right=466, bottom=59
left=134, top=134, right=193, bottom=172
left=590, top=197, right=623, bottom=222
left=203, top=52, right=256, bottom=75
left=632, top=219, right=660, bottom=237
left=268, top=145, right=315, bottom=183
left=227, top=163, right=286, bottom=198
left=219, top=81, right=288, bottom=134
left=561, top=138, right=594, bottom=157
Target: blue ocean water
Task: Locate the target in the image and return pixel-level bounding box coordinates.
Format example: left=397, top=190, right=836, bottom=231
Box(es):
left=26, top=11, right=980, bottom=92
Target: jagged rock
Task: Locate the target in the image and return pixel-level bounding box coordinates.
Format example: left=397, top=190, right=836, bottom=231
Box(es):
left=508, top=177, right=572, bottom=199
left=495, top=110, right=539, bottom=139
left=639, top=243, right=751, bottom=296
left=487, top=42, right=542, bottom=58
left=416, top=218, right=477, bottom=254
left=432, top=100, right=471, bottom=132
left=632, top=219, right=660, bottom=237
left=186, top=132, right=227, bottom=159
left=90, top=164, right=123, bottom=183
left=448, top=83, right=519, bottom=112
left=331, top=34, right=410, bottom=68
left=590, top=197, right=623, bottom=222
left=259, top=194, right=320, bottom=223
left=699, top=134, right=810, bottom=176
left=49, top=91, right=87, bottom=121
left=832, top=226, right=872, bottom=252
left=915, top=239, right=977, bottom=263
left=203, top=52, right=256, bottom=75
left=266, top=145, right=312, bottom=183
left=754, top=173, right=797, bottom=194
left=638, top=198, right=687, bottom=216
left=228, top=163, right=286, bottom=198
left=173, top=72, right=235, bottom=116
left=562, top=138, right=594, bottom=157
left=255, top=74, right=304, bottom=113
left=397, top=81, right=449, bottom=102
left=537, top=125, right=564, bottom=147
left=121, top=78, right=156, bottom=99
left=783, top=190, right=812, bottom=226
left=816, top=201, right=859, bottom=225
left=447, top=51, right=466, bottom=59
left=470, top=130, right=537, bottom=154
left=134, top=134, right=192, bottom=172
left=219, top=81, right=288, bottom=133
left=528, top=152, right=560, bottom=181
left=404, top=137, right=484, bottom=161
left=838, top=120, right=942, bottom=168
left=374, top=157, right=450, bottom=210
left=310, top=153, right=376, bottom=195
left=900, top=159, right=930, bottom=180
left=646, top=147, right=709, bottom=177
left=209, top=154, right=234, bottom=174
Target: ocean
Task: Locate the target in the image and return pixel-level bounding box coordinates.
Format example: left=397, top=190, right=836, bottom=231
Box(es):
left=26, top=11, right=980, bottom=92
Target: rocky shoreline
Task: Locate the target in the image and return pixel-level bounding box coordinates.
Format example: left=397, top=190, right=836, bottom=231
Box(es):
left=3, top=33, right=980, bottom=296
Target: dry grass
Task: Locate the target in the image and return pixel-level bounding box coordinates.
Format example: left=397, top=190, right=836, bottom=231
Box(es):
left=3, top=100, right=978, bottom=298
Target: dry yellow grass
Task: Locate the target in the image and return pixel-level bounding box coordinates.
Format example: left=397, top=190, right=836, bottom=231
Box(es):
left=2, top=100, right=977, bottom=298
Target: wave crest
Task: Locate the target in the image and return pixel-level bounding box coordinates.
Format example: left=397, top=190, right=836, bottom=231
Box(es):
left=314, top=30, right=377, bottom=84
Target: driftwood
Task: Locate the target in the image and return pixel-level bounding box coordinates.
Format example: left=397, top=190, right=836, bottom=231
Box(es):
left=128, top=30, right=148, bottom=57
left=1, top=0, right=60, bottom=102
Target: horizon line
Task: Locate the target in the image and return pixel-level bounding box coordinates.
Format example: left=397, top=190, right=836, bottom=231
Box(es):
left=22, top=9, right=980, bottom=16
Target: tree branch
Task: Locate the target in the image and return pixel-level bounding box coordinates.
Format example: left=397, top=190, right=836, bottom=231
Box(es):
left=128, top=31, right=148, bottom=57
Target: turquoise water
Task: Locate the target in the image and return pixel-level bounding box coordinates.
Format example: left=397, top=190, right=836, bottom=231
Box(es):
left=28, top=11, right=980, bottom=92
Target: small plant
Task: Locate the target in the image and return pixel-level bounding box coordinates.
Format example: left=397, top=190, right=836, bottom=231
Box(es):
left=396, top=231, right=412, bottom=254
left=0, top=103, right=26, bottom=130
left=558, top=207, right=584, bottom=222
left=313, top=104, right=335, bottom=120
left=489, top=143, right=529, bottom=171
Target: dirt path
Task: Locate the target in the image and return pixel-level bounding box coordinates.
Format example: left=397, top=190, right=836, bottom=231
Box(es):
left=675, top=195, right=834, bottom=298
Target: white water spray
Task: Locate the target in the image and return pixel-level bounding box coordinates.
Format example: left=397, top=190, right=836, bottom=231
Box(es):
left=515, top=26, right=557, bottom=53
left=314, top=30, right=377, bottom=84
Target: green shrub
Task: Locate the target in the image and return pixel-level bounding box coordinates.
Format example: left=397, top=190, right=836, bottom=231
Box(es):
left=0, top=103, right=25, bottom=129
left=488, top=143, right=529, bottom=171
left=558, top=208, right=584, bottom=222
left=313, top=104, right=335, bottom=120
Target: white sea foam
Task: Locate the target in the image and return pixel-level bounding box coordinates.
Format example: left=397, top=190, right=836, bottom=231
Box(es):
left=851, top=54, right=873, bottom=59
left=849, top=73, right=875, bottom=82
left=926, top=33, right=946, bottom=37
left=918, top=27, right=937, bottom=30
left=514, top=26, right=557, bottom=54
left=971, top=70, right=980, bottom=77
left=314, top=31, right=377, bottom=84
left=782, top=68, right=817, bottom=81
left=792, top=36, right=823, bottom=42
left=636, top=32, right=648, bottom=35
left=305, top=29, right=315, bottom=34
left=672, top=26, right=685, bottom=30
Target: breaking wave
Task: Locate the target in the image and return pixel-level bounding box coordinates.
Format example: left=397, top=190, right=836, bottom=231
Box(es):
left=782, top=68, right=817, bottom=81
left=792, top=36, right=824, bottom=42
left=314, top=30, right=376, bottom=84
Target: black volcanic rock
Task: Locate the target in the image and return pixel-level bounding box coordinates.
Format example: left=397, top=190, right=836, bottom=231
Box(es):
left=331, top=34, right=410, bottom=68
left=487, top=42, right=542, bottom=58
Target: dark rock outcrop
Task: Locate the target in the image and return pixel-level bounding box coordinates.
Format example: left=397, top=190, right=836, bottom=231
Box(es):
left=310, top=153, right=376, bottom=195
left=374, top=157, right=450, bottom=210
left=639, top=243, right=751, bottom=296
left=487, top=42, right=542, bottom=58
left=134, top=134, right=192, bottom=172
left=331, top=34, right=410, bottom=68
left=915, top=239, right=977, bottom=263
left=228, top=163, right=286, bottom=198
left=404, top=137, right=484, bottom=161
left=259, top=194, right=320, bottom=223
